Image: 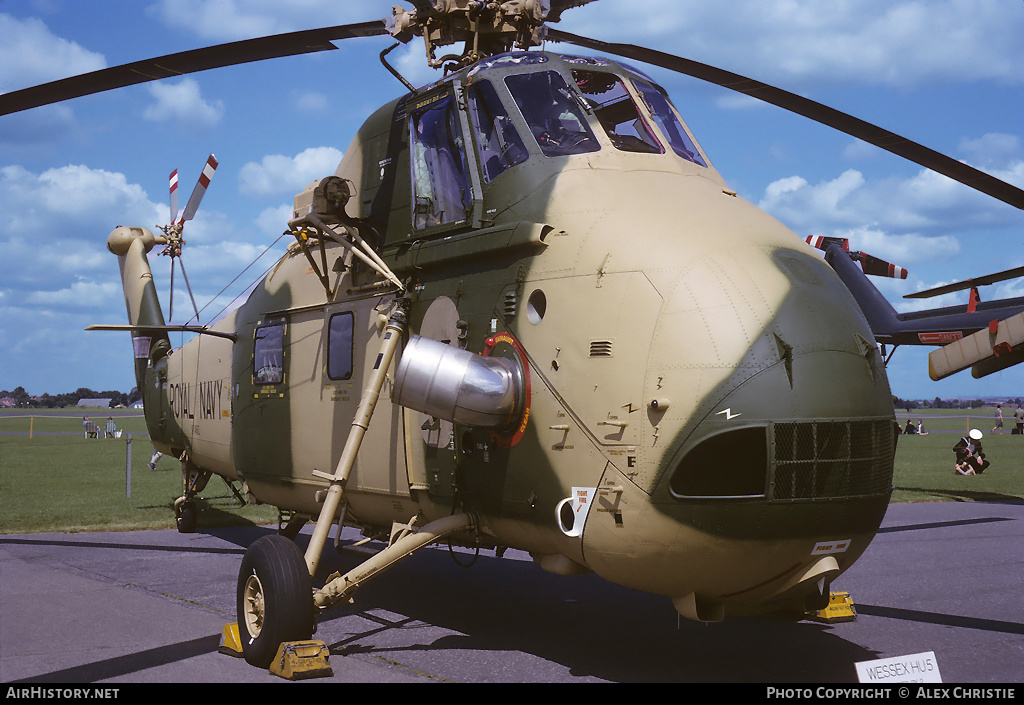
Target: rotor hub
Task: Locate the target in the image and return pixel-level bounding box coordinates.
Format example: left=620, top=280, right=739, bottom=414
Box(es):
left=389, top=0, right=552, bottom=69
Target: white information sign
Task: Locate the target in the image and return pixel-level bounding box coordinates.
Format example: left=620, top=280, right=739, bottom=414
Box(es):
left=855, top=651, right=942, bottom=683
left=555, top=487, right=596, bottom=537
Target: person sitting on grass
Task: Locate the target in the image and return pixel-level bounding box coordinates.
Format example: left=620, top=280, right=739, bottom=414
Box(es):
left=955, top=459, right=975, bottom=475
left=953, top=429, right=990, bottom=475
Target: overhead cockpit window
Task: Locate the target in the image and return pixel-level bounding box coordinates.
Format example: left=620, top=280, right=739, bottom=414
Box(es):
left=573, top=70, right=663, bottom=154
left=635, top=82, right=708, bottom=167
left=253, top=322, right=284, bottom=385
left=505, top=71, right=600, bottom=157
left=466, top=79, right=529, bottom=183
left=410, top=92, right=473, bottom=229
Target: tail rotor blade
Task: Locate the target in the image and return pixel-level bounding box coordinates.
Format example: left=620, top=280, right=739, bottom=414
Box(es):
left=177, top=255, right=201, bottom=322
left=806, top=235, right=850, bottom=253
left=180, top=154, right=218, bottom=223
left=169, top=169, right=180, bottom=225
left=856, top=252, right=908, bottom=279
left=168, top=257, right=176, bottom=322
left=806, top=235, right=907, bottom=278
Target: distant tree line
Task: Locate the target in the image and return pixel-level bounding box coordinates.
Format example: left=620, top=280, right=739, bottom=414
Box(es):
left=893, top=396, right=1022, bottom=411
left=0, top=386, right=141, bottom=408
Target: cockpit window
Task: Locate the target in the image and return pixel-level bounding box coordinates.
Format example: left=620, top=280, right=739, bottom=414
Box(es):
left=505, top=71, right=600, bottom=157
left=410, top=92, right=473, bottom=229
left=573, top=70, right=663, bottom=154
left=253, top=321, right=284, bottom=385
left=635, top=82, right=708, bottom=166
left=466, top=79, right=529, bottom=183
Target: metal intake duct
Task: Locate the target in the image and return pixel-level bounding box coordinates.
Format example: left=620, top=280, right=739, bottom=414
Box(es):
left=393, top=335, right=522, bottom=430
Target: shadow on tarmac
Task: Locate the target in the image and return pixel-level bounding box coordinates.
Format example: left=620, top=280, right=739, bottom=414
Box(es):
left=5, top=502, right=1023, bottom=683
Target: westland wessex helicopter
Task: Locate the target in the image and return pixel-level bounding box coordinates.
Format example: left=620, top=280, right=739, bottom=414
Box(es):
left=5, top=0, right=1024, bottom=671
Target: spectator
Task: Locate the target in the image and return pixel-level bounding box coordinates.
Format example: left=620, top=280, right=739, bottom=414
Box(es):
left=953, top=429, right=990, bottom=475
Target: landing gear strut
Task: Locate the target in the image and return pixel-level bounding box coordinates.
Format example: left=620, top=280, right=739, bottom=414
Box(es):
left=230, top=303, right=481, bottom=675
left=173, top=457, right=209, bottom=533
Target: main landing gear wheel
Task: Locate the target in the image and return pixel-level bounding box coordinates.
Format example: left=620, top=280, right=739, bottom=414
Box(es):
left=236, top=534, right=315, bottom=668
left=173, top=497, right=196, bottom=533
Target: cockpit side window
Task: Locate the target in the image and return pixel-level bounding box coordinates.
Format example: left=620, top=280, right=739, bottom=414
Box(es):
left=573, top=70, right=663, bottom=154
left=410, top=92, right=472, bottom=230
left=505, top=71, right=600, bottom=157
left=466, top=79, right=529, bottom=183
left=635, top=82, right=708, bottom=167
left=253, top=321, right=285, bottom=385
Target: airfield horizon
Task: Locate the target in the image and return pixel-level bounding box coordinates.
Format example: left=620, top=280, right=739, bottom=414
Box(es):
left=2, top=408, right=1022, bottom=535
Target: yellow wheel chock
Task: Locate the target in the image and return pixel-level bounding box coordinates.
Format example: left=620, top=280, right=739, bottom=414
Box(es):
left=269, top=640, right=334, bottom=680
left=807, top=591, right=857, bottom=623
left=220, top=623, right=333, bottom=679
left=218, top=622, right=244, bottom=657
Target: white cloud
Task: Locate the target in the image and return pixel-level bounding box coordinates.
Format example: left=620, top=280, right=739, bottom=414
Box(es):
left=0, top=163, right=164, bottom=235
left=959, top=134, right=1024, bottom=172
left=0, top=164, right=164, bottom=343
left=145, top=0, right=381, bottom=41
left=0, top=105, right=76, bottom=148
left=0, top=14, right=106, bottom=92
left=255, top=204, right=294, bottom=237
left=561, top=0, right=1024, bottom=88
left=26, top=279, right=120, bottom=309
left=841, top=227, right=960, bottom=267
left=293, top=91, right=330, bottom=113
left=138, top=0, right=1024, bottom=92
left=143, top=78, right=224, bottom=129
left=238, top=146, right=343, bottom=197
left=759, top=161, right=1023, bottom=245
left=0, top=162, right=260, bottom=313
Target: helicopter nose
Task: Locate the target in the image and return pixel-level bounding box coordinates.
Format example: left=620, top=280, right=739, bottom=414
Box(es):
left=580, top=244, right=896, bottom=619
left=650, top=244, right=896, bottom=498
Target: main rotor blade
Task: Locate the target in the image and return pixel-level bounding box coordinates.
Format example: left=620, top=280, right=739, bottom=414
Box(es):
left=904, top=265, right=1024, bottom=299
left=548, top=1, right=602, bottom=23
left=547, top=29, right=1024, bottom=211
left=0, top=20, right=387, bottom=116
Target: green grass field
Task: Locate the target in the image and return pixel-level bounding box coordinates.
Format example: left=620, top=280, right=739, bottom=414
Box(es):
left=1, top=409, right=1021, bottom=534
left=892, top=409, right=1024, bottom=502
left=0, top=410, right=277, bottom=533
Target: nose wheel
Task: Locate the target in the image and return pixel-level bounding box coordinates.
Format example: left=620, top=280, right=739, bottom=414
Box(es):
left=236, top=534, right=315, bottom=668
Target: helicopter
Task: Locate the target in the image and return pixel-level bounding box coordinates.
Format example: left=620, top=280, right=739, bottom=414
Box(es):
left=4, top=0, right=1024, bottom=672
left=802, top=235, right=1024, bottom=380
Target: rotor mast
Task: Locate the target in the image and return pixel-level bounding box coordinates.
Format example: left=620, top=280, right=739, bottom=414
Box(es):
left=389, top=0, right=552, bottom=69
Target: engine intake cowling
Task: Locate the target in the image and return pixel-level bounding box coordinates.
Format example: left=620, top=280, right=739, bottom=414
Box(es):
left=392, top=334, right=524, bottom=430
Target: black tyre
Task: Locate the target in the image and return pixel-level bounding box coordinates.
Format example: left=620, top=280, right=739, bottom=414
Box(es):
left=175, top=502, right=196, bottom=533
left=236, top=534, right=315, bottom=668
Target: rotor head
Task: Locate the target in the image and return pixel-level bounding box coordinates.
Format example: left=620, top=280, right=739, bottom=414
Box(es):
left=388, top=0, right=558, bottom=69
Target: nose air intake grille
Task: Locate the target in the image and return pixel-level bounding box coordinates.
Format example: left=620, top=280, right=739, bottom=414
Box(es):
left=669, top=419, right=895, bottom=501
left=772, top=420, right=895, bottom=500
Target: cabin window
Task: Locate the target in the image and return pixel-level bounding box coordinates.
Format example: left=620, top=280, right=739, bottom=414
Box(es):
left=327, top=312, right=354, bottom=380
left=635, top=82, right=707, bottom=166
left=253, top=321, right=285, bottom=385
left=410, top=92, right=472, bottom=230
left=466, top=79, right=529, bottom=183
left=572, top=70, right=663, bottom=154
left=505, top=71, right=600, bottom=157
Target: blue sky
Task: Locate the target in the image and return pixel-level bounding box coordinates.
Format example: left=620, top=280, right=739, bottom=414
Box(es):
left=1, top=0, right=1022, bottom=401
